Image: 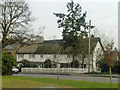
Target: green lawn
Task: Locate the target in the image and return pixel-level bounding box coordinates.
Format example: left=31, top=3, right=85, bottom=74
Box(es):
left=2, top=76, right=119, bottom=88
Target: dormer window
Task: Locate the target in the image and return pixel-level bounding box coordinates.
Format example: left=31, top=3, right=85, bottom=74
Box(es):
left=18, top=54, right=24, bottom=58
left=67, top=55, right=70, bottom=58
left=29, top=54, right=35, bottom=58
left=40, top=55, right=43, bottom=58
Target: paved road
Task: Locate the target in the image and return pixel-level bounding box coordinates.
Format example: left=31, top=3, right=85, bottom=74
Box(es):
left=13, top=73, right=119, bottom=83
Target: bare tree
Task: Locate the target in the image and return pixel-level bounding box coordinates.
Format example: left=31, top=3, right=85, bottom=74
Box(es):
left=0, top=0, right=34, bottom=47
left=23, top=26, right=45, bottom=44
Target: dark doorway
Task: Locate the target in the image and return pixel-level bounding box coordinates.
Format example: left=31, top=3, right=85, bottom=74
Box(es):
left=71, top=60, right=79, bottom=68
left=44, top=59, right=52, bottom=68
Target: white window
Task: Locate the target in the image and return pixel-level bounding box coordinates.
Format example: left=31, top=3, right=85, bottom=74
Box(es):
left=18, top=54, right=24, bottom=58
left=53, top=55, right=56, bottom=58
left=67, top=55, right=70, bottom=58
left=40, top=55, right=43, bottom=58
left=29, top=54, right=35, bottom=58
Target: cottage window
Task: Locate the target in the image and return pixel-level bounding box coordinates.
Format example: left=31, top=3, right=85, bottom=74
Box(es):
left=67, top=55, right=70, bottom=58
left=18, top=54, right=24, bottom=58
left=32, top=54, right=35, bottom=58
left=29, top=54, right=35, bottom=58
left=84, top=64, right=86, bottom=68
left=40, top=55, right=43, bottom=58
left=53, top=55, right=56, bottom=58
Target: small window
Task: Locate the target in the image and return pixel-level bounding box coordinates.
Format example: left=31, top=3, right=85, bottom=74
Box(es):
left=29, top=54, right=35, bottom=58
left=98, top=48, right=100, bottom=50
left=53, top=55, right=56, bottom=58
left=29, top=54, right=31, bottom=58
left=18, top=54, right=24, bottom=58
left=67, top=55, right=70, bottom=58
left=32, top=54, right=35, bottom=58
left=84, top=64, right=86, bottom=68
left=40, top=55, right=43, bottom=58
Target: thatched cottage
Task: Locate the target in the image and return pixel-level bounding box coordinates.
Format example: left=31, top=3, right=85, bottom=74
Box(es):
left=16, top=37, right=104, bottom=71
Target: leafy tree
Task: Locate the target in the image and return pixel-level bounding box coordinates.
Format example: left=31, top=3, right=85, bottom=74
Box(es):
left=98, top=54, right=109, bottom=72
left=54, top=0, right=88, bottom=61
left=2, top=52, right=16, bottom=75
left=78, top=38, right=88, bottom=68
left=0, top=1, right=34, bottom=47
left=112, top=60, right=120, bottom=73
left=104, top=40, right=114, bottom=87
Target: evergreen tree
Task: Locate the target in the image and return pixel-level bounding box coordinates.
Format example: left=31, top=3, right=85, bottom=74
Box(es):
left=54, top=0, right=88, bottom=61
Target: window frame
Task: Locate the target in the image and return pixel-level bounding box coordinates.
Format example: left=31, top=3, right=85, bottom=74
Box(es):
left=40, top=54, right=43, bottom=58
left=18, top=54, right=24, bottom=58
left=29, top=54, right=35, bottom=58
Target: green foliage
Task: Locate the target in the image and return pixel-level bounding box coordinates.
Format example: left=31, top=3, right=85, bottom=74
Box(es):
left=112, top=60, right=120, bottom=73
left=54, top=1, right=88, bottom=55
left=2, top=52, right=16, bottom=75
left=44, top=60, right=52, bottom=68
left=98, top=55, right=120, bottom=73
left=98, top=56, right=109, bottom=72
left=54, top=1, right=94, bottom=62
left=21, top=62, right=37, bottom=68
left=2, top=76, right=119, bottom=88
left=86, top=71, right=100, bottom=74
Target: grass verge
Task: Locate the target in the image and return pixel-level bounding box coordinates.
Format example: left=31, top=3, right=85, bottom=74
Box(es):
left=2, top=76, right=119, bottom=88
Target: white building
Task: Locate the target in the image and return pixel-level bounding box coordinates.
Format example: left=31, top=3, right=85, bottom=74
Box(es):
left=16, top=37, right=104, bottom=71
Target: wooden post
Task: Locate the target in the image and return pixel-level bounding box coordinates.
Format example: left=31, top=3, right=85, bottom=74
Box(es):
left=57, top=46, right=62, bottom=80
left=109, top=66, right=112, bottom=87
left=88, top=20, right=91, bottom=73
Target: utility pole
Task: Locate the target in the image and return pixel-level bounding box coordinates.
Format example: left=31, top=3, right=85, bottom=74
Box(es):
left=88, top=20, right=91, bottom=73
left=57, top=46, right=62, bottom=80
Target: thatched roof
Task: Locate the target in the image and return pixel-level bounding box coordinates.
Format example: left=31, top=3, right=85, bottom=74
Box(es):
left=35, top=44, right=63, bottom=54
left=16, top=37, right=103, bottom=54
left=43, top=39, right=63, bottom=44
left=17, top=44, right=38, bottom=54
left=82, top=37, right=104, bottom=54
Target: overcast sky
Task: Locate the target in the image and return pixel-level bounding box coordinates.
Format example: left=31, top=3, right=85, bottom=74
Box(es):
left=27, top=0, right=118, bottom=47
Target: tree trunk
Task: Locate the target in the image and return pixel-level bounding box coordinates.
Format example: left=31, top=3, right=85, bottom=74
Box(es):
left=2, top=32, right=8, bottom=48
left=81, top=57, right=84, bottom=68
left=72, top=55, right=75, bottom=67
left=88, top=54, right=90, bottom=73
left=109, top=66, right=112, bottom=87
left=72, top=45, right=75, bottom=67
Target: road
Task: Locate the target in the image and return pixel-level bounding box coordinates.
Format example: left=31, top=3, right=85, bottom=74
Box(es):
left=13, top=73, right=119, bottom=83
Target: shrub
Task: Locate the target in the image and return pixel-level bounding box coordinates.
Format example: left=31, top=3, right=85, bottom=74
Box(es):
left=112, top=60, right=120, bottom=73
left=21, top=62, right=37, bottom=68
left=98, top=57, right=109, bottom=72
left=98, top=57, right=120, bottom=74
left=2, top=52, right=16, bottom=75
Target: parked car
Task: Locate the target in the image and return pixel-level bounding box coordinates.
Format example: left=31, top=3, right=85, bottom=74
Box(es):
left=12, top=66, right=19, bottom=74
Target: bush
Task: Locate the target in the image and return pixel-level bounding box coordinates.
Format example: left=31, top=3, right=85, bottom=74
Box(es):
left=2, top=52, right=16, bottom=75
left=89, top=71, right=101, bottom=74
left=98, top=57, right=120, bottom=74
left=112, top=60, right=120, bottom=73
left=98, top=58, right=109, bottom=72
left=21, top=62, right=37, bottom=68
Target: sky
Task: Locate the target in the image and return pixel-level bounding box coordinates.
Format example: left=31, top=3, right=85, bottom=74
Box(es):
left=27, top=0, right=118, bottom=47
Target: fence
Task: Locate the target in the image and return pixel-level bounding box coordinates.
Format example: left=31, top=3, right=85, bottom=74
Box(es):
left=21, top=68, right=101, bottom=74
